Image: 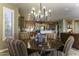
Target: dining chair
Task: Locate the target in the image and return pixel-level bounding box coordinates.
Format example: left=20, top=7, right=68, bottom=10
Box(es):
left=6, top=39, right=12, bottom=56
left=6, top=38, right=40, bottom=56
left=6, top=38, right=16, bottom=56
left=15, top=39, right=40, bottom=56
left=14, top=40, right=28, bottom=56
left=19, top=32, right=30, bottom=40
left=6, top=38, right=28, bottom=56
left=57, top=36, right=74, bottom=56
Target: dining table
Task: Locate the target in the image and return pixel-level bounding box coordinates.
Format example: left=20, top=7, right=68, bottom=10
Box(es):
left=27, top=39, right=64, bottom=55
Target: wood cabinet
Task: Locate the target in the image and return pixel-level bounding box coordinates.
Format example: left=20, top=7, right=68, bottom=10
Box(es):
left=19, top=16, right=25, bottom=32
left=22, top=20, right=57, bottom=32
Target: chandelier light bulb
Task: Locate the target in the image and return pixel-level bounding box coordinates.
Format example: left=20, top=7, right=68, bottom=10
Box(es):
left=45, top=11, right=48, bottom=16
left=49, top=9, right=51, bottom=12
left=39, top=10, right=41, bottom=14
left=43, top=6, right=46, bottom=9
left=41, top=15, right=44, bottom=18
left=32, top=8, right=35, bottom=11
left=45, top=11, right=48, bottom=14
left=31, top=11, right=33, bottom=14
left=35, top=14, right=37, bottom=17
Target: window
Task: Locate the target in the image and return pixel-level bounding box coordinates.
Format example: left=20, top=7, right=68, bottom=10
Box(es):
left=3, top=7, right=14, bottom=41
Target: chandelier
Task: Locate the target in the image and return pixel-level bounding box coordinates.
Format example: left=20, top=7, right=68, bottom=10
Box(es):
left=28, top=3, right=52, bottom=21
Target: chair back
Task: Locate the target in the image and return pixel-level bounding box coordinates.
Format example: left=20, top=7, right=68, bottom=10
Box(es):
left=63, top=36, right=74, bottom=55
left=19, top=32, right=30, bottom=40
left=46, top=33, right=57, bottom=40
left=6, top=38, right=15, bottom=56
left=12, top=39, right=18, bottom=56
left=14, top=40, right=28, bottom=56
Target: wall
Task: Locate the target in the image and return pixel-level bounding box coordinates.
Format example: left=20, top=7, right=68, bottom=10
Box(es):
left=58, top=18, right=79, bottom=33
left=58, top=20, right=63, bottom=33
left=0, top=3, right=19, bottom=50
left=74, top=21, right=79, bottom=33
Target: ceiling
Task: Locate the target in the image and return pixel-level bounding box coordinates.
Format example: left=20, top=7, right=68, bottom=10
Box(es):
left=12, top=3, right=79, bottom=21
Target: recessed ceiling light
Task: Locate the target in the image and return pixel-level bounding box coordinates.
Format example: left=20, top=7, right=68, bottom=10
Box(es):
left=75, top=4, right=79, bottom=7
left=65, top=8, right=69, bottom=11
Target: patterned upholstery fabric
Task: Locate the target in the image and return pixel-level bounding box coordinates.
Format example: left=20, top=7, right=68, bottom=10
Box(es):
left=63, top=36, right=74, bottom=55
left=6, top=38, right=40, bottom=56
left=12, top=39, right=19, bottom=56
left=6, top=39, right=11, bottom=55
left=6, top=38, right=15, bottom=56
left=57, top=36, right=74, bottom=56
left=14, top=40, right=28, bottom=56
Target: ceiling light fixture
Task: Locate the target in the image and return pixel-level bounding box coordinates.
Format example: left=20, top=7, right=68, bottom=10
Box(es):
left=65, top=8, right=69, bottom=11
left=28, top=3, right=52, bottom=21
left=75, top=4, right=79, bottom=7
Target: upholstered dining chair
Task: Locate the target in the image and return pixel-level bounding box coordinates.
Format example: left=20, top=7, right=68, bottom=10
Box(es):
left=14, top=39, right=40, bottom=56
left=57, top=36, right=74, bottom=56
left=6, top=38, right=28, bottom=56
left=6, top=38, right=40, bottom=56
left=6, top=39, right=12, bottom=56
left=14, top=40, right=28, bottom=56
left=6, top=38, right=16, bottom=56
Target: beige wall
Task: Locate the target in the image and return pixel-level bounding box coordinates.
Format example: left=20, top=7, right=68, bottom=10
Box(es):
left=0, top=3, right=19, bottom=50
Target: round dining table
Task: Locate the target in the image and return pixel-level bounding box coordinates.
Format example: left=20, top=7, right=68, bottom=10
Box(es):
left=27, top=39, right=64, bottom=56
